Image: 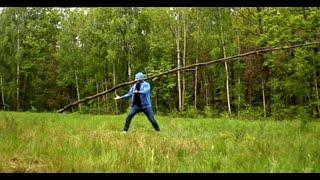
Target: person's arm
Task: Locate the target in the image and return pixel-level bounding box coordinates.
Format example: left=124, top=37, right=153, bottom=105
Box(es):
left=138, top=82, right=150, bottom=94
left=114, top=86, right=133, bottom=100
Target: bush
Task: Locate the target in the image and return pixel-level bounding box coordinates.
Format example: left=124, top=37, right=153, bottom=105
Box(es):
left=173, top=106, right=198, bottom=118
left=203, top=105, right=220, bottom=118
left=297, top=106, right=312, bottom=131
left=272, top=105, right=311, bottom=121
left=237, top=106, right=264, bottom=120
left=169, top=106, right=200, bottom=118
left=184, top=106, right=198, bottom=118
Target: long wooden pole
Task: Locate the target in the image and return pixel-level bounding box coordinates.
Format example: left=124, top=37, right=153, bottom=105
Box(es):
left=58, top=42, right=320, bottom=113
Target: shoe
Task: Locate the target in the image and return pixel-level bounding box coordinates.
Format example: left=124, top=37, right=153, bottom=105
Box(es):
left=123, top=130, right=128, bottom=134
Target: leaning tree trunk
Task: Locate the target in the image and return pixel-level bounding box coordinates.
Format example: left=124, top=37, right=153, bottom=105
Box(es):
left=57, top=42, right=320, bottom=113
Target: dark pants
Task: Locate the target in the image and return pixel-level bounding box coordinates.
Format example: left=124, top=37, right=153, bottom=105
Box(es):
left=123, top=105, right=160, bottom=131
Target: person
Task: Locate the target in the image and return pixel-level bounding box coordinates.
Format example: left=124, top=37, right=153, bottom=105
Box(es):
left=114, top=72, right=160, bottom=133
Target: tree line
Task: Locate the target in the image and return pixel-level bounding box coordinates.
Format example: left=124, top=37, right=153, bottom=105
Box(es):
left=0, top=7, right=319, bottom=119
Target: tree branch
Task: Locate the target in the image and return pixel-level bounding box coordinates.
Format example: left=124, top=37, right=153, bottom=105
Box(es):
left=57, top=41, right=320, bottom=113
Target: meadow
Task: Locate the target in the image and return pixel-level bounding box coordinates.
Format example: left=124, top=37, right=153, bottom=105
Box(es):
left=0, top=111, right=320, bottom=172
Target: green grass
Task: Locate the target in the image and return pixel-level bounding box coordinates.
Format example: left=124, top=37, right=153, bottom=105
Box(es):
left=0, top=111, right=320, bottom=172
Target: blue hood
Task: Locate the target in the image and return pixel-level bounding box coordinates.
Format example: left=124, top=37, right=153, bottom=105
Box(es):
left=135, top=72, right=145, bottom=81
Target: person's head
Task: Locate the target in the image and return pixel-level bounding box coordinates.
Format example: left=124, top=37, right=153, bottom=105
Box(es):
left=135, top=72, right=145, bottom=82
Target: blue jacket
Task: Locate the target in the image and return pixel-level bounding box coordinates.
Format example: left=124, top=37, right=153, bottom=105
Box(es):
left=120, top=80, right=152, bottom=108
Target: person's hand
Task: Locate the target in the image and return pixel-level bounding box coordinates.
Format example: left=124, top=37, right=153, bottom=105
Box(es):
left=114, top=95, right=121, bottom=100
left=134, top=90, right=140, bottom=94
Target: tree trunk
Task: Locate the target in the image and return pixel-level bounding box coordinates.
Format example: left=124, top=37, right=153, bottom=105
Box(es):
left=257, top=7, right=271, bottom=117
left=74, top=70, right=81, bottom=111
left=262, top=77, right=266, bottom=117
left=128, top=58, right=131, bottom=80
left=316, top=75, right=320, bottom=116
left=182, top=11, right=187, bottom=111
left=155, top=92, right=158, bottom=114
left=237, top=35, right=241, bottom=116
left=175, top=24, right=182, bottom=112
left=194, top=10, right=199, bottom=110
left=16, top=29, right=20, bottom=111
left=225, top=61, right=231, bottom=115
left=194, top=54, right=198, bottom=109
left=205, top=71, right=209, bottom=106
left=127, top=53, right=131, bottom=109
left=313, top=57, right=320, bottom=116
left=113, top=62, right=118, bottom=114
left=1, top=75, right=5, bottom=110
left=105, top=78, right=108, bottom=113
left=261, top=57, right=267, bottom=117
left=16, top=61, right=20, bottom=111
left=220, top=25, right=231, bottom=115
left=257, top=7, right=267, bottom=118
left=248, top=78, right=252, bottom=105
left=257, top=53, right=267, bottom=118
left=22, top=73, right=28, bottom=110
left=194, top=42, right=198, bottom=110
left=96, top=82, right=100, bottom=114
left=237, top=66, right=241, bottom=116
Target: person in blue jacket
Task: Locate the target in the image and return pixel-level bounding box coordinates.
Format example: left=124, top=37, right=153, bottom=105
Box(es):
left=114, top=72, right=160, bottom=133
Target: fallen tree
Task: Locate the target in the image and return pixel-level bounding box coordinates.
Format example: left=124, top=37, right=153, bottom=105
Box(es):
left=58, top=41, right=320, bottom=113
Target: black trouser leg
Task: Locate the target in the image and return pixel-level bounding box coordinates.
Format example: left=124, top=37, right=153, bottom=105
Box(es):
left=143, top=107, right=160, bottom=131
left=123, top=106, right=140, bottom=131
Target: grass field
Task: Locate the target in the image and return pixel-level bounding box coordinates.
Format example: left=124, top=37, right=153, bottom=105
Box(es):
left=0, top=111, right=320, bottom=172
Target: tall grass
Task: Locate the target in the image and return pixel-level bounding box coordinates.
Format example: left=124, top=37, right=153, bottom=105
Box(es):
left=0, top=111, right=319, bottom=172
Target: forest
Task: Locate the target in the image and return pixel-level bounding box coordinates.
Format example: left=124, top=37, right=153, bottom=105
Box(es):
left=0, top=7, right=319, bottom=119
